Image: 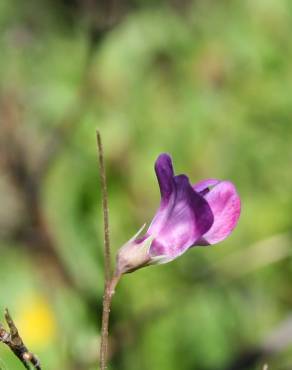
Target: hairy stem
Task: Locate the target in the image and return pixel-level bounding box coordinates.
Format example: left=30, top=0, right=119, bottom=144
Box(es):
left=97, top=130, right=120, bottom=370
left=96, top=130, right=111, bottom=282
left=99, top=275, right=121, bottom=370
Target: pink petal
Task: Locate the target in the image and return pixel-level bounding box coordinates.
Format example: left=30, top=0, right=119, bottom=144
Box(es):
left=200, top=181, right=241, bottom=245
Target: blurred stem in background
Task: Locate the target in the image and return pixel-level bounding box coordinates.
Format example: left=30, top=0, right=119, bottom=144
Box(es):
left=0, top=309, right=41, bottom=370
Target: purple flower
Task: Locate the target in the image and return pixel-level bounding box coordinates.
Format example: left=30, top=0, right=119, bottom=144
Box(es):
left=116, top=153, right=241, bottom=274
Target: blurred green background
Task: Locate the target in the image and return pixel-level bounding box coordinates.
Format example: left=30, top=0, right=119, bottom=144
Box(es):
left=0, top=0, right=292, bottom=369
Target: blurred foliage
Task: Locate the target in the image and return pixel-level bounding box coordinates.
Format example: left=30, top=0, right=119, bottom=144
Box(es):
left=0, top=0, right=292, bottom=369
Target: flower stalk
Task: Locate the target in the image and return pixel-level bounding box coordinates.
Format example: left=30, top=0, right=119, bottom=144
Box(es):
left=96, top=131, right=120, bottom=370
left=99, top=274, right=121, bottom=370
left=96, top=131, right=111, bottom=282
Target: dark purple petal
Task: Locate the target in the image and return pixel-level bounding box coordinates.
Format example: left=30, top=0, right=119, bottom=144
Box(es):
left=147, top=154, right=176, bottom=239
left=196, top=181, right=241, bottom=245
left=154, top=153, right=175, bottom=205
left=148, top=172, right=214, bottom=261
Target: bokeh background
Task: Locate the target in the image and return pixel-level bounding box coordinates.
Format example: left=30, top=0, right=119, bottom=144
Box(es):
left=0, top=0, right=292, bottom=369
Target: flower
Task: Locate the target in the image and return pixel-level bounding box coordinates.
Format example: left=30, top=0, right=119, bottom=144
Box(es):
left=116, top=153, right=241, bottom=274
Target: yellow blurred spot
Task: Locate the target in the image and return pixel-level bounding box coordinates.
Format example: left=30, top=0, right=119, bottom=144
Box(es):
left=16, top=296, right=56, bottom=349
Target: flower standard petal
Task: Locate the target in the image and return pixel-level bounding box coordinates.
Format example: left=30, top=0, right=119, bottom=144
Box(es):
left=154, top=153, right=175, bottom=204
left=147, top=153, right=176, bottom=237
left=195, top=181, right=241, bottom=245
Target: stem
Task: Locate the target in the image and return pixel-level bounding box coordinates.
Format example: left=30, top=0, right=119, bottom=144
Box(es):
left=99, top=275, right=121, bottom=370
left=96, top=130, right=111, bottom=282
left=97, top=130, right=120, bottom=370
